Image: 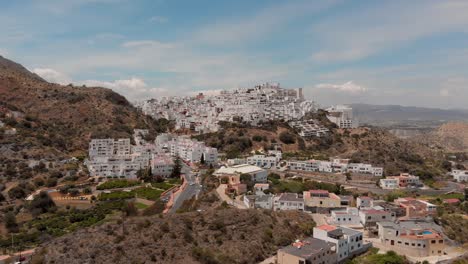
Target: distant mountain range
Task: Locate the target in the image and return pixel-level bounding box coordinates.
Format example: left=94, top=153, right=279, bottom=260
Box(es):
left=350, top=103, right=468, bottom=127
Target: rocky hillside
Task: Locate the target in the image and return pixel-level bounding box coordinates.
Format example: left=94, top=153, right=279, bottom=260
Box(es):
left=0, top=56, right=166, bottom=199
left=413, top=122, right=468, bottom=153
left=32, top=209, right=315, bottom=264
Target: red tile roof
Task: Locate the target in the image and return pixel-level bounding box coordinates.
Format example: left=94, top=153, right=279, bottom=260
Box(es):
left=316, top=225, right=337, bottom=231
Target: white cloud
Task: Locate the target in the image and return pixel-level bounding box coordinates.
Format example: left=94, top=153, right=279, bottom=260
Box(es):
left=316, top=81, right=367, bottom=93
left=32, top=68, right=71, bottom=85
left=149, top=16, right=168, bottom=23
left=81, top=77, right=169, bottom=101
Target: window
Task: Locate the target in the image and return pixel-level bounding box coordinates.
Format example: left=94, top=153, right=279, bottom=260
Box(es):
left=398, top=241, right=402, bottom=244
left=411, top=243, right=415, bottom=247
left=382, top=216, right=386, bottom=219
left=367, top=216, right=371, bottom=220
left=431, top=240, right=436, bottom=244
left=405, top=242, right=409, bottom=246
left=439, top=240, right=443, bottom=244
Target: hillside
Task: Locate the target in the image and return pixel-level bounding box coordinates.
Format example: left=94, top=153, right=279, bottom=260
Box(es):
left=413, top=122, right=468, bottom=153
left=0, top=56, right=166, bottom=199
left=195, top=117, right=444, bottom=176
left=32, top=208, right=315, bottom=264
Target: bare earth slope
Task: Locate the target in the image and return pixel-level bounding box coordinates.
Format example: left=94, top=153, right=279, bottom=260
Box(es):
left=33, top=209, right=315, bottom=264
left=417, top=122, right=468, bottom=153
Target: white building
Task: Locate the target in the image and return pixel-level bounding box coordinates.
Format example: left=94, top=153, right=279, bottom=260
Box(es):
left=289, top=119, right=329, bottom=138
left=214, top=164, right=268, bottom=183
left=89, top=138, right=131, bottom=158
left=243, top=194, right=274, bottom=209
left=313, top=225, right=368, bottom=262
left=273, top=193, right=304, bottom=211
left=330, top=207, right=361, bottom=226
left=451, top=170, right=468, bottom=182
left=356, top=196, right=373, bottom=208
left=346, top=163, right=383, bottom=176
left=287, top=159, right=382, bottom=176
left=380, top=178, right=399, bottom=189
left=247, top=155, right=278, bottom=168
left=151, top=154, right=174, bottom=178
left=156, top=133, right=218, bottom=164
left=326, top=105, right=358, bottom=129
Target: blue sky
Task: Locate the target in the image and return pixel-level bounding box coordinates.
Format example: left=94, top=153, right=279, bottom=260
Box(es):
left=1, top=0, right=468, bottom=108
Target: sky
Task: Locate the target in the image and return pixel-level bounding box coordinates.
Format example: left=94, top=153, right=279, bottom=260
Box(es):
left=1, top=0, right=468, bottom=108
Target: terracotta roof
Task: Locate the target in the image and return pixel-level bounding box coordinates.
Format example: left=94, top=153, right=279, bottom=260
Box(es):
left=443, top=198, right=460, bottom=204
left=316, top=224, right=337, bottom=231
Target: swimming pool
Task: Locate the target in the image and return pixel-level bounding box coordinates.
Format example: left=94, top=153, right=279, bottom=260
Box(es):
left=422, top=231, right=432, bottom=235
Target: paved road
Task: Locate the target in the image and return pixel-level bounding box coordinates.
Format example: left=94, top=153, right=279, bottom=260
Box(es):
left=169, top=164, right=202, bottom=213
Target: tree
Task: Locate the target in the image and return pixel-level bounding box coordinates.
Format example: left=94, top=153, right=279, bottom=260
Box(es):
left=171, top=156, right=182, bottom=178
left=5, top=212, right=19, bottom=233
left=279, top=131, right=296, bottom=144
left=29, top=191, right=56, bottom=216
left=122, top=201, right=138, bottom=217
left=137, top=166, right=153, bottom=182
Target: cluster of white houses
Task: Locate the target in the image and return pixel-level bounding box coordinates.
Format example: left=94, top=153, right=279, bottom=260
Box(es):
left=138, top=82, right=320, bottom=133
left=86, top=130, right=218, bottom=179
left=286, top=159, right=383, bottom=177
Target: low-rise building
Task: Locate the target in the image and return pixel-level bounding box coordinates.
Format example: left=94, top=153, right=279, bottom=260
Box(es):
left=394, top=198, right=437, bottom=220
left=247, top=154, right=278, bottom=168
left=357, top=196, right=373, bottom=208
left=273, top=193, right=304, bottom=211
left=303, top=190, right=341, bottom=211
left=377, top=221, right=446, bottom=257
left=313, top=225, right=369, bottom=263
left=380, top=178, right=399, bottom=189
left=359, top=208, right=396, bottom=227
left=214, top=164, right=268, bottom=183
left=254, top=183, right=270, bottom=195
left=346, top=163, right=383, bottom=177
left=243, top=194, right=274, bottom=209
left=451, top=170, right=468, bottom=182
left=330, top=207, right=361, bottom=226
left=277, top=237, right=336, bottom=264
